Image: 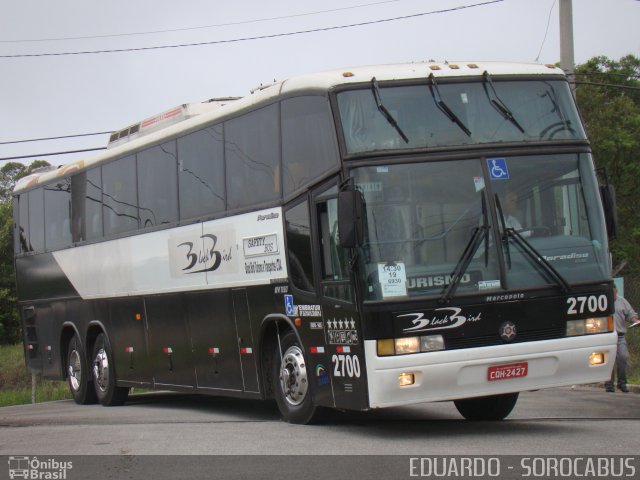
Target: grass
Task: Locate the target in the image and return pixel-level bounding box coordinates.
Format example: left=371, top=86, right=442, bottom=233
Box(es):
left=0, top=343, right=71, bottom=407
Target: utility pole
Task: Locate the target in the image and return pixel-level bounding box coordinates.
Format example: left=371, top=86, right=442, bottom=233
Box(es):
left=559, top=0, right=576, bottom=93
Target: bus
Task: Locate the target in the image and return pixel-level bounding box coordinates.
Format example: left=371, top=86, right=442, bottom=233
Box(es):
left=14, top=61, right=619, bottom=424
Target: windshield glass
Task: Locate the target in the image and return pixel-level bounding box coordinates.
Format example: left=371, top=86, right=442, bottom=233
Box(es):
left=352, top=154, right=609, bottom=302
left=337, top=79, right=585, bottom=154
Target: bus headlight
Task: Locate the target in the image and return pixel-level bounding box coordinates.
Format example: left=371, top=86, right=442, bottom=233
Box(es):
left=395, top=337, right=420, bottom=355
left=377, top=335, right=445, bottom=356
left=566, top=317, right=611, bottom=336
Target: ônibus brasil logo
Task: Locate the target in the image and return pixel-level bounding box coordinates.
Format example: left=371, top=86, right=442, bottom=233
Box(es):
left=8, top=456, right=73, bottom=479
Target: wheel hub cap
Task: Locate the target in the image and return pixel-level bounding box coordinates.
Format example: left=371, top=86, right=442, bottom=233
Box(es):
left=279, top=346, right=308, bottom=406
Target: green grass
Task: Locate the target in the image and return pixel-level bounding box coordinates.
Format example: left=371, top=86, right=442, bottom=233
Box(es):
left=0, top=343, right=71, bottom=407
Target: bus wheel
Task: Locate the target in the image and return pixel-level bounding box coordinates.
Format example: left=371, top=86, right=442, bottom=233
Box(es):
left=91, top=333, right=129, bottom=406
left=272, top=331, right=320, bottom=424
left=454, top=392, right=519, bottom=421
left=66, top=334, right=97, bottom=405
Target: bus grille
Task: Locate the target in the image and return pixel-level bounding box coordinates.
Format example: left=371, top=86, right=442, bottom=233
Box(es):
left=445, top=327, right=565, bottom=350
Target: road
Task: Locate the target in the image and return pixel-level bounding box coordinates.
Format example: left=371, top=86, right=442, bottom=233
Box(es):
left=1, top=385, right=639, bottom=457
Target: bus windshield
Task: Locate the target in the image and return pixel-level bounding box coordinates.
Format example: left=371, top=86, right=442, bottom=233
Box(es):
left=337, top=79, right=585, bottom=154
left=352, top=154, right=610, bottom=301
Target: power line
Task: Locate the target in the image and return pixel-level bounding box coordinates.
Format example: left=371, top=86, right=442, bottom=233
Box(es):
left=0, top=131, right=112, bottom=146
left=534, top=0, right=557, bottom=63
left=0, top=0, right=405, bottom=44
left=0, top=147, right=106, bottom=162
left=0, top=1, right=504, bottom=59
left=572, top=81, right=640, bottom=91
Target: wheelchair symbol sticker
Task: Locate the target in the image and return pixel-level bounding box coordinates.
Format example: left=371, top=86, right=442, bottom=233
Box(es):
left=284, top=294, right=295, bottom=316
left=488, top=158, right=509, bottom=180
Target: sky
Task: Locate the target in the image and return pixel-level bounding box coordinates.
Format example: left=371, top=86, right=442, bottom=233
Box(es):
left=0, top=0, right=638, bottom=167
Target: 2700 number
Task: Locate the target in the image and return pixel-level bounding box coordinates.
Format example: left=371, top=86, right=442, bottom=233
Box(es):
left=332, top=354, right=361, bottom=378
left=566, top=295, right=608, bottom=315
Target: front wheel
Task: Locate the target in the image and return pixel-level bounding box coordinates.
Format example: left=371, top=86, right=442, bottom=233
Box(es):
left=454, top=392, right=519, bottom=421
left=272, top=331, right=322, bottom=424
left=66, top=334, right=97, bottom=405
left=91, top=333, right=129, bottom=406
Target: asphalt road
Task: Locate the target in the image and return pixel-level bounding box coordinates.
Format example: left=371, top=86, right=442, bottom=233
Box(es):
left=1, top=385, right=639, bottom=456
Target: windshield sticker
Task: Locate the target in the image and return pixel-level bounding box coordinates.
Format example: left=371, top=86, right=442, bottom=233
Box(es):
left=378, top=262, right=408, bottom=298
left=488, top=158, right=509, bottom=180
left=356, top=182, right=383, bottom=193
left=399, top=307, right=482, bottom=333
left=543, top=252, right=589, bottom=262
left=478, top=279, right=501, bottom=290
left=473, top=176, right=485, bottom=192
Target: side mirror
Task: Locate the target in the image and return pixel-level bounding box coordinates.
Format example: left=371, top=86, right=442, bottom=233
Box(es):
left=338, top=189, right=364, bottom=248
left=599, top=184, right=618, bottom=239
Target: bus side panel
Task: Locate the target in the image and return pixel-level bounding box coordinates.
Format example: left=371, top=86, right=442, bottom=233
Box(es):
left=232, top=288, right=260, bottom=393
left=108, top=297, right=152, bottom=386
left=145, top=294, right=196, bottom=388
left=186, top=290, right=244, bottom=392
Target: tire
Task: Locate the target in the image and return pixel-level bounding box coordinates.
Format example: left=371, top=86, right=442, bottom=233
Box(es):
left=454, top=392, right=519, bottom=421
left=66, top=334, right=98, bottom=405
left=272, top=331, right=322, bottom=424
left=91, top=333, right=129, bottom=406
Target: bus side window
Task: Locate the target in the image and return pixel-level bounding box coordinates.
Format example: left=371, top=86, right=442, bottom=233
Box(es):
left=285, top=200, right=315, bottom=292
left=318, top=198, right=352, bottom=302
left=27, top=188, right=44, bottom=252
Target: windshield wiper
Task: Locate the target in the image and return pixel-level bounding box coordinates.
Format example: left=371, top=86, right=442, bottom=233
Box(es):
left=439, top=192, right=489, bottom=304
left=494, top=194, right=570, bottom=293
left=539, top=82, right=574, bottom=138
left=482, top=71, right=525, bottom=133
left=428, top=73, right=471, bottom=137
left=370, top=77, right=409, bottom=143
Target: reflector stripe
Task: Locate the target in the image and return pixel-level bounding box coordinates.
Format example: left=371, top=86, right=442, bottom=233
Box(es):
left=163, top=347, right=173, bottom=354
left=336, top=346, right=351, bottom=353
left=208, top=347, right=220, bottom=355
left=240, top=347, right=253, bottom=355
left=45, top=345, right=52, bottom=351
left=310, top=346, right=325, bottom=354
left=125, top=347, right=134, bottom=353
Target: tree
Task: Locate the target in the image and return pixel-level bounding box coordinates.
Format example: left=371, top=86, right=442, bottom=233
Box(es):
left=0, top=160, right=50, bottom=344
left=574, top=55, right=640, bottom=274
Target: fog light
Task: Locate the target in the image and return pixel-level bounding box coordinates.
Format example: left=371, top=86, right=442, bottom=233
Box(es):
left=395, top=336, right=420, bottom=355
left=398, top=373, right=415, bottom=387
left=589, top=352, right=605, bottom=366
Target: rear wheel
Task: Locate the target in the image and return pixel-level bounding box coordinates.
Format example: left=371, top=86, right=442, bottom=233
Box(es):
left=272, top=331, right=322, bottom=424
left=454, top=392, right=519, bottom=421
left=66, top=334, right=97, bottom=405
left=91, top=333, right=129, bottom=406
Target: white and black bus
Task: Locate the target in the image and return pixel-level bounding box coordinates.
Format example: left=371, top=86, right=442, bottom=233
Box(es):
left=14, top=62, right=619, bottom=423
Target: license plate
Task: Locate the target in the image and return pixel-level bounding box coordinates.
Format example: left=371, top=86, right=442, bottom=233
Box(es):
left=487, top=362, right=528, bottom=381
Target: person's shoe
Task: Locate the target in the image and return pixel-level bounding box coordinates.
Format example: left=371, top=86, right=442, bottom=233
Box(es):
left=605, top=384, right=615, bottom=392
left=618, top=384, right=629, bottom=393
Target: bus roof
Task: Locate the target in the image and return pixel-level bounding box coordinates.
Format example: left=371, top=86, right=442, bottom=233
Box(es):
left=14, top=61, right=563, bottom=194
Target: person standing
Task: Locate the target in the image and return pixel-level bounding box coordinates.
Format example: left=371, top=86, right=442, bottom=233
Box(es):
left=606, top=285, right=639, bottom=392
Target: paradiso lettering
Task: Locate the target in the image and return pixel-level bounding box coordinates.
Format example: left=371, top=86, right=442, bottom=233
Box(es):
left=400, top=307, right=482, bottom=333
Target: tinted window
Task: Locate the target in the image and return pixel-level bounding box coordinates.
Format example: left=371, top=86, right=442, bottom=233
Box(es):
left=17, top=194, right=29, bottom=253
left=44, top=178, right=72, bottom=250
left=84, top=168, right=103, bottom=240
left=138, top=141, right=178, bottom=228
left=225, top=104, right=280, bottom=210
left=178, top=125, right=225, bottom=220
left=285, top=200, right=315, bottom=291
left=28, top=188, right=44, bottom=252
left=102, top=156, right=138, bottom=236
left=282, top=96, right=339, bottom=196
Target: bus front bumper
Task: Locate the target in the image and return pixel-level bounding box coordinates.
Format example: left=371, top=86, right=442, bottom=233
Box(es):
left=364, top=332, right=617, bottom=409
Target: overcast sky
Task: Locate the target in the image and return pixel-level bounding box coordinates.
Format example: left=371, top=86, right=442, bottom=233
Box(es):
left=0, top=0, right=638, bottom=166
